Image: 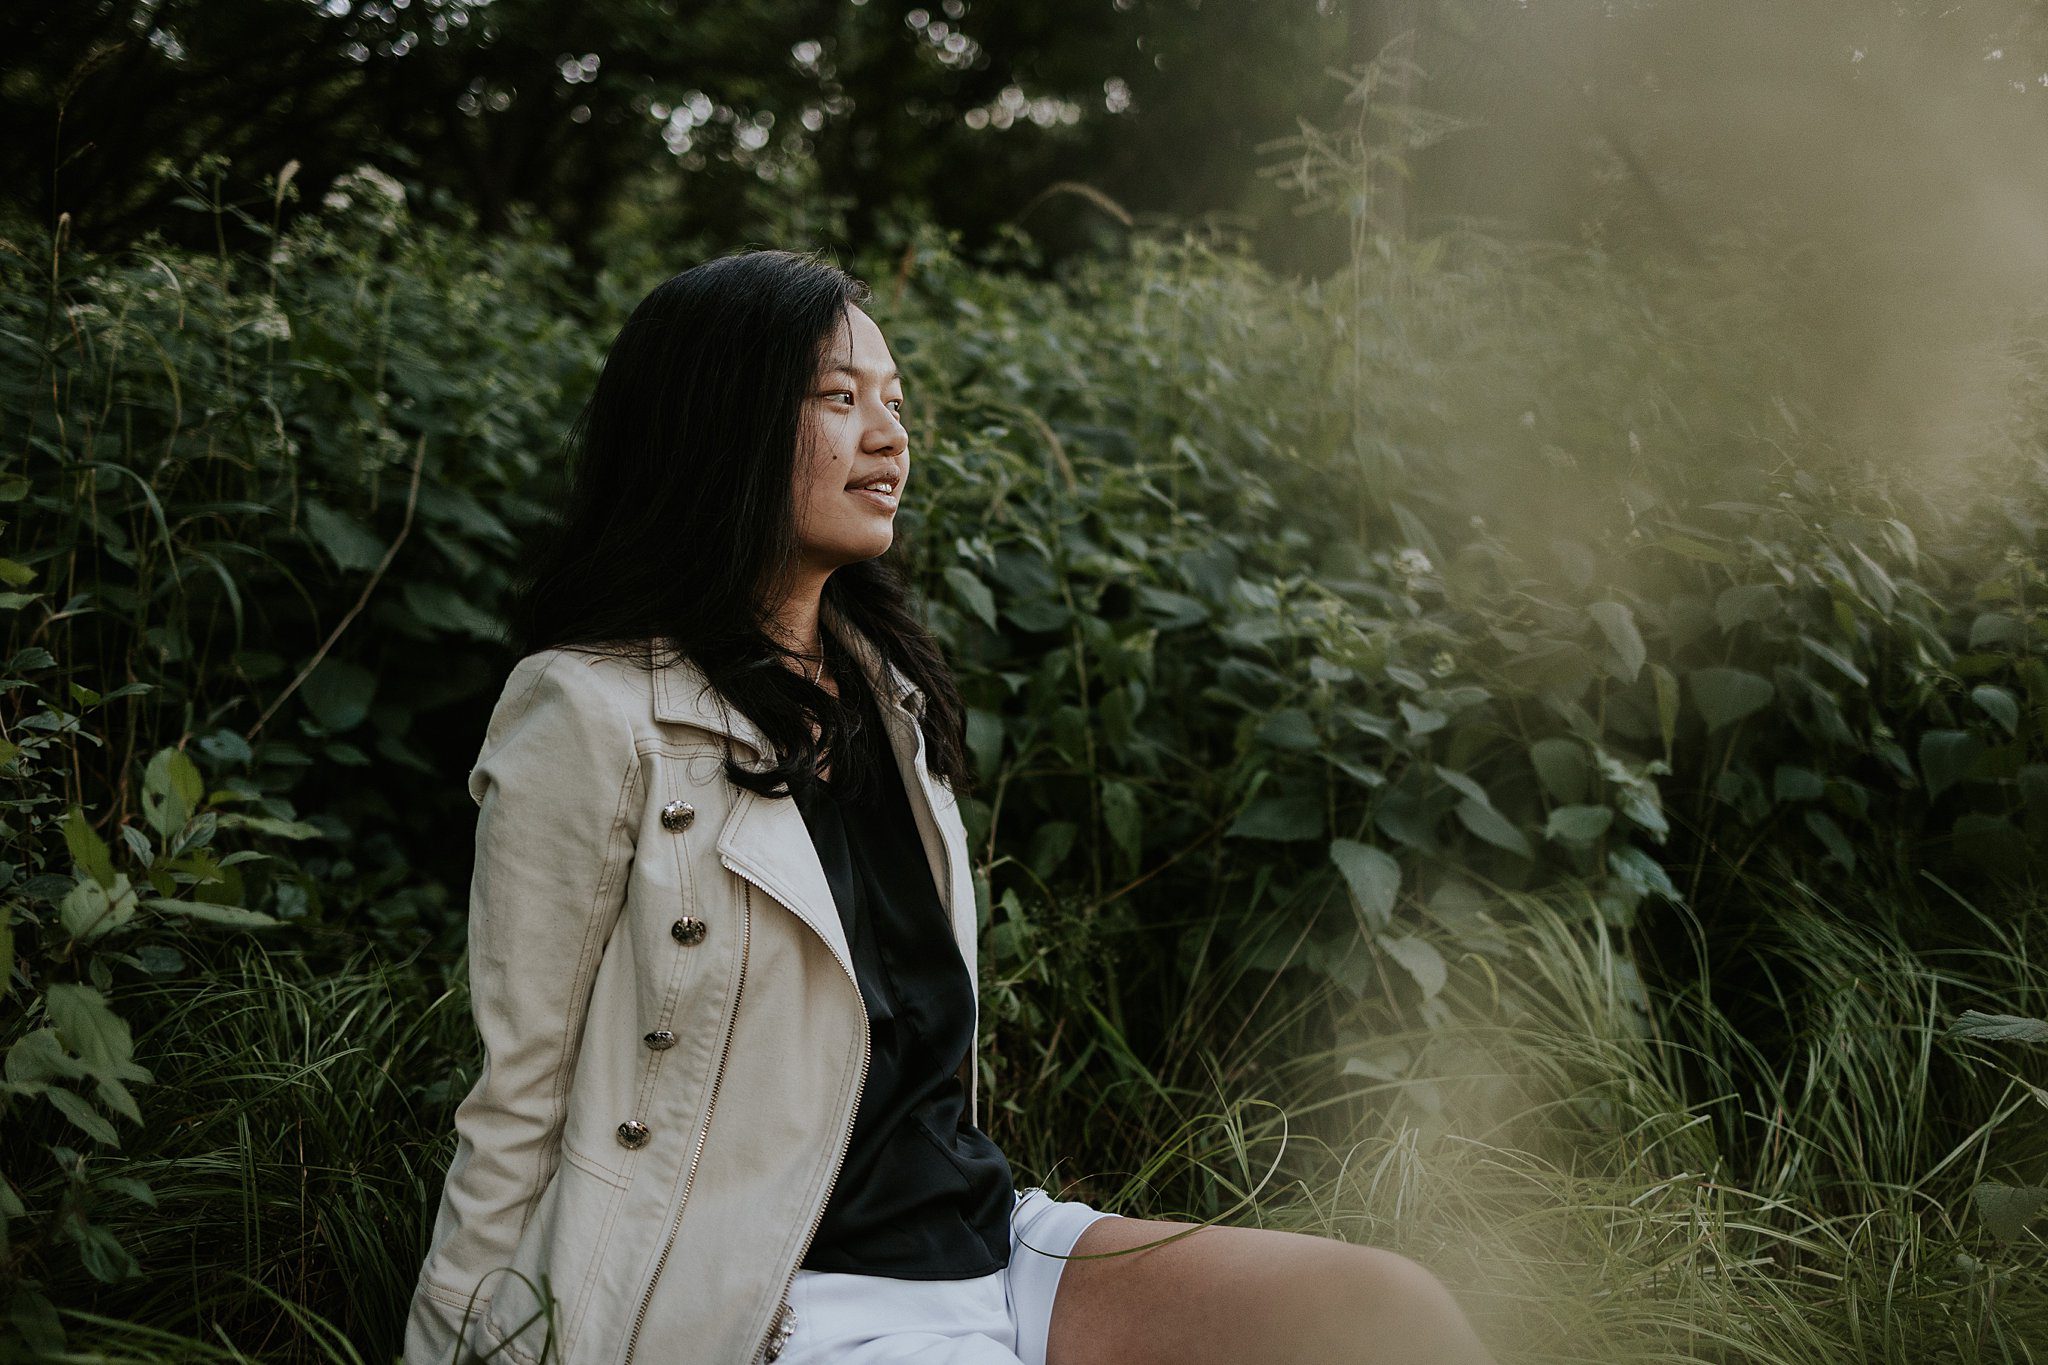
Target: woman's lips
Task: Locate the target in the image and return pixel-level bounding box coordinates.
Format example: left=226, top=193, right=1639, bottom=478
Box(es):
left=849, top=485, right=899, bottom=512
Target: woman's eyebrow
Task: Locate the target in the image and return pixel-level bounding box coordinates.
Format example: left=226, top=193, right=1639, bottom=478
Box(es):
left=823, top=364, right=901, bottom=384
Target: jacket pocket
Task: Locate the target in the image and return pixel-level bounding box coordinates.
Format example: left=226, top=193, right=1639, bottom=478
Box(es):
left=475, top=1153, right=630, bottom=1365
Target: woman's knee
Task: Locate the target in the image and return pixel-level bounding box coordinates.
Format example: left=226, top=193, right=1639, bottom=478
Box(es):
left=1317, top=1246, right=1493, bottom=1365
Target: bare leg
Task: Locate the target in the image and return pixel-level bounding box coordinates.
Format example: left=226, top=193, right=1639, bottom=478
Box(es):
left=1044, top=1215, right=1495, bottom=1365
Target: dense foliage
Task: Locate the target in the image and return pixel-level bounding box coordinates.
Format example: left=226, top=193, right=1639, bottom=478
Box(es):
left=2, top=142, right=2045, bottom=1361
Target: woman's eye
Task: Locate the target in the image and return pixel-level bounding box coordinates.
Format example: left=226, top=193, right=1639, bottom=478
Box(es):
left=887, top=398, right=904, bottom=415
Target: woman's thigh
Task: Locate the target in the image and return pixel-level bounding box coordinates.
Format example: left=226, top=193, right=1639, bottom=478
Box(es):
left=1043, top=1215, right=1494, bottom=1365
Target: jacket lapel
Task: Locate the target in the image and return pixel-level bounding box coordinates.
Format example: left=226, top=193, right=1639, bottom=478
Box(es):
left=644, top=607, right=965, bottom=990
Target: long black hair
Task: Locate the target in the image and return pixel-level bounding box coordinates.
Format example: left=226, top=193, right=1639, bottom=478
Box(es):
left=502, top=247, right=972, bottom=805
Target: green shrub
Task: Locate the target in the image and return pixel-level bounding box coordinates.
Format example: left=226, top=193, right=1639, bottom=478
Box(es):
left=1, top=134, right=2044, bottom=1358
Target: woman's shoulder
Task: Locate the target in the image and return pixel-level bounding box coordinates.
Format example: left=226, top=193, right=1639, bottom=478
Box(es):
left=487, top=641, right=671, bottom=739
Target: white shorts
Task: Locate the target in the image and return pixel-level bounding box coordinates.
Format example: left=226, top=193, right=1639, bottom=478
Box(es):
left=776, top=1186, right=1118, bottom=1365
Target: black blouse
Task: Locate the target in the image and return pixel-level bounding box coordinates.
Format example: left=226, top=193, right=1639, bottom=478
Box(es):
left=791, top=681, right=1015, bottom=1279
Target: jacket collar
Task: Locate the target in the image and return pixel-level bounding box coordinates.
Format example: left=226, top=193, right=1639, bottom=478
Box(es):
left=646, top=599, right=969, bottom=1031
left=647, top=597, right=926, bottom=757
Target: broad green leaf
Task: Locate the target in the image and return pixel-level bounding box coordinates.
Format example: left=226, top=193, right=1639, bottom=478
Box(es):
left=143, top=899, right=282, bottom=929
left=94, top=1074, right=142, bottom=1124
left=1027, top=821, right=1078, bottom=880
left=1227, top=795, right=1324, bottom=842
left=1918, top=728, right=1984, bottom=799
left=1712, top=585, right=1777, bottom=634
left=141, top=747, right=204, bottom=841
left=1257, top=709, right=1321, bottom=751
left=1589, top=601, right=1645, bottom=682
left=59, top=873, right=138, bottom=942
left=1544, top=805, right=1613, bottom=846
left=943, top=567, right=999, bottom=631
left=63, top=806, right=116, bottom=889
left=1330, top=839, right=1401, bottom=933
left=1380, top=934, right=1447, bottom=1000
left=1773, top=765, right=1825, bottom=802
left=1529, top=737, right=1589, bottom=804
left=970, top=703, right=1011, bottom=777
left=303, top=499, right=386, bottom=571
left=45, top=984, right=135, bottom=1073
left=213, top=813, right=323, bottom=840
left=1398, top=701, right=1446, bottom=737
left=7, top=1283, right=62, bottom=1353
left=1799, top=635, right=1868, bottom=688
left=1656, top=533, right=1736, bottom=565
left=400, top=582, right=502, bottom=641
left=1970, top=613, right=2024, bottom=650
left=1339, top=1041, right=1412, bottom=1082
left=70, top=1219, right=138, bottom=1281
left=99, top=1176, right=156, bottom=1208
left=1329, top=756, right=1388, bottom=790
left=1848, top=542, right=1897, bottom=612
left=5, top=1029, right=89, bottom=1084
left=1455, top=797, right=1533, bottom=859
left=1804, top=810, right=1855, bottom=871
left=1688, top=667, right=1774, bottom=732
left=1432, top=766, right=1491, bottom=807
left=1972, top=684, right=2020, bottom=737
left=1003, top=598, right=1070, bottom=633
left=300, top=658, right=378, bottom=731
left=1608, top=845, right=1683, bottom=904
left=44, top=1088, right=119, bottom=1146
left=1950, top=1010, right=2048, bottom=1044
left=1131, top=586, right=1206, bottom=629
left=1615, top=785, right=1669, bottom=843
left=1099, top=780, right=1141, bottom=871
left=1973, top=1182, right=2048, bottom=1241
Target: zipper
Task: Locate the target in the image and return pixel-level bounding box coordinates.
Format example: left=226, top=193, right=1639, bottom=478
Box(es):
left=722, top=851, right=871, bottom=1365
left=619, top=878, right=753, bottom=1365
left=911, top=724, right=978, bottom=1126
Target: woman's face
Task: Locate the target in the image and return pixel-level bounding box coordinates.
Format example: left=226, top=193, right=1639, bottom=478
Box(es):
left=794, top=304, right=908, bottom=573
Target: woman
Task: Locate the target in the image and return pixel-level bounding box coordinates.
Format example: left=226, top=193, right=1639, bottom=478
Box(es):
left=402, top=248, right=1496, bottom=1365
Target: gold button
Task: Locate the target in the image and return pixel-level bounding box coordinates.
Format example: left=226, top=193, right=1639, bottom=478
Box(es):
left=671, top=916, right=707, bottom=946
left=660, top=800, right=695, bottom=831
left=616, top=1120, right=651, bottom=1149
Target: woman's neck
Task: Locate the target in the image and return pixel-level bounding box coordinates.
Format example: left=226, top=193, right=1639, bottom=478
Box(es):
left=761, top=573, right=828, bottom=667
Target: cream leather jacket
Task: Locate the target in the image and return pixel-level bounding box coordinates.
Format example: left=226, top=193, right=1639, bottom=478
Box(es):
left=403, top=605, right=981, bottom=1365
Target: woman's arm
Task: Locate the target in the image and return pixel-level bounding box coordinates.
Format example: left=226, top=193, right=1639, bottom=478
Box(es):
left=403, top=650, right=642, bottom=1363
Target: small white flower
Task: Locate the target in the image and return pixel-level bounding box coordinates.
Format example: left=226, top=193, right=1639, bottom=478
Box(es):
left=1395, top=547, right=1433, bottom=578
left=322, top=163, right=407, bottom=233
left=249, top=296, right=292, bottom=342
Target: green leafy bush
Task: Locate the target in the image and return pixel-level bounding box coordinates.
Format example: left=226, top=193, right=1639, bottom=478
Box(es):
left=0, top=137, right=2043, bottom=1358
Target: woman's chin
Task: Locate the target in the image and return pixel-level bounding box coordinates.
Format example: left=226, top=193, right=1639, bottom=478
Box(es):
left=829, top=530, right=894, bottom=564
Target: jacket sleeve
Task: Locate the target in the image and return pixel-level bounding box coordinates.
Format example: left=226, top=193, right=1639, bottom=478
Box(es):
left=403, top=650, right=643, bottom=1364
